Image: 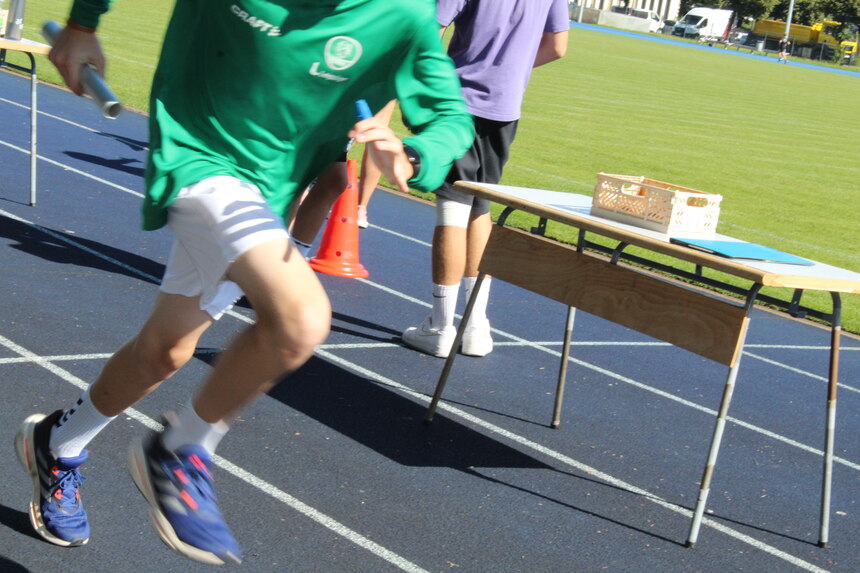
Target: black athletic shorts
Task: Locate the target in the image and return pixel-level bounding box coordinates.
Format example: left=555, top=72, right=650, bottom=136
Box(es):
left=437, top=115, right=519, bottom=202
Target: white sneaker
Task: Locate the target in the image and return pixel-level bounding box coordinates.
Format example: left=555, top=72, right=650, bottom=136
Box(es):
left=461, top=318, right=493, bottom=357
left=402, top=317, right=456, bottom=358
left=357, top=205, right=368, bottom=229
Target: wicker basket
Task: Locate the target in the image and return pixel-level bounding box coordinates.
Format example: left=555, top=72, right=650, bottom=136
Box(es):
left=590, top=173, right=721, bottom=237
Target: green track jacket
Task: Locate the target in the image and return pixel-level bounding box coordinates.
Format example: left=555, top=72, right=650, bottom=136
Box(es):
left=71, top=0, right=473, bottom=230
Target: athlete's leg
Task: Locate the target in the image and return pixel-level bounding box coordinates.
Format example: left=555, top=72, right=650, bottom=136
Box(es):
left=127, top=177, right=330, bottom=564
left=357, top=100, right=397, bottom=227
left=90, top=292, right=214, bottom=416
left=193, top=238, right=330, bottom=423
left=291, top=161, right=349, bottom=255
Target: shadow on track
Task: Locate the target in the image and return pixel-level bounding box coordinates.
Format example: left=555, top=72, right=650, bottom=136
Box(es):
left=259, top=355, right=691, bottom=545
left=0, top=503, right=41, bottom=545
left=64, top=152, right=145, bottom=178
left=0, top=216, right=164, bottom=285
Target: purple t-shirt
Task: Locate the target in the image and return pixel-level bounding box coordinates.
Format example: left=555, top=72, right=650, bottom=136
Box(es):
left=437, top=0, right=569, bottom=122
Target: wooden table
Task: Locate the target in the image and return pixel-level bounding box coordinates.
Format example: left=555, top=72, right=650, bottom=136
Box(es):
left=424, top=182, right=860, bottom=548
left=0, top=36, right=51, bottom=206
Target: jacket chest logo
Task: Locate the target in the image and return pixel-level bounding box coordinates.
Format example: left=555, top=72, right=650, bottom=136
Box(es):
left=309, top=36, right=362, bottom=82
left=324, top=36, right=363, bottom=70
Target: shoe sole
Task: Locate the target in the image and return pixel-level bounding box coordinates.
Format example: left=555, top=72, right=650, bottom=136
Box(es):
left=127, top=438, right=240, bottom=565
left=402, top=335, right=454, bottom=358
left=461, top=340, right=493, bottom=357
left=14, top=413, right=89, bottom=547
left=461, top=324, right=494, bottom=357
left=402, top=327, right=456, bottom=358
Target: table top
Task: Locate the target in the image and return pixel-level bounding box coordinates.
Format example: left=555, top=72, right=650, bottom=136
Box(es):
left=0, top=37, right=50, bottom=55
left=455, top=181, right=860, bottom=295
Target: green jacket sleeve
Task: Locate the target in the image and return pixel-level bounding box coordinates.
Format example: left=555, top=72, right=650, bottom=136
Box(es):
left=395, top=10, right=474, bottom=193
left=70, top=0, right=113, bottom=29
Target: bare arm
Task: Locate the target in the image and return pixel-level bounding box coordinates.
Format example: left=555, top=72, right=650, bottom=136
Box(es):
left=533, top=30, right=568, bottom=68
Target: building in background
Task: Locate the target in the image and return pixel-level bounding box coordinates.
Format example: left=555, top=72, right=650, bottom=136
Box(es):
left=570, top=0, right=682, bottom=26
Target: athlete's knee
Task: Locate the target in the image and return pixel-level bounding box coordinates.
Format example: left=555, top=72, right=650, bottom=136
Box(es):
left=131, top=330, right=197, bottom=381
left=436, top=196, right=473, bottom=228
left=257, top=296, right=331, bottom=368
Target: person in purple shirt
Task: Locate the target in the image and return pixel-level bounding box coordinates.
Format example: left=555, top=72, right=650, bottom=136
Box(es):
left=403, top=0, right=569, bottom=358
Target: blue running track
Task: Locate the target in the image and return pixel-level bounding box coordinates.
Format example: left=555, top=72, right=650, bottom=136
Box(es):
left=1, top=61, right=859, bottom=572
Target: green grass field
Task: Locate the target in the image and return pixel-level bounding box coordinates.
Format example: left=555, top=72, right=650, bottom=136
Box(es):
left=9, top=3, right=860, bottom=333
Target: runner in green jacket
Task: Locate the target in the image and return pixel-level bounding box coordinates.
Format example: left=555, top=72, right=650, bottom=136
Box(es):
left=58, top=0, right=472, bottom=229
left=16, top=0, right=472, bottom=565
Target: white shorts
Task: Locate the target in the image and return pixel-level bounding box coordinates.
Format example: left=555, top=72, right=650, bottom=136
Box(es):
left=160, top=176, right=289, bottom=319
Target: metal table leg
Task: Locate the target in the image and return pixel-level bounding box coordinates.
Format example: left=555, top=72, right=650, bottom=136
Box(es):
left=424, top=272, right=486, bottom=423
left=818, top=292, right=842, bottom=548
left=28, top=51, right=37, bottom=205
left=551, top=306, right=576, bottom=428
left=686, top=285, right=761, bottom=547
left=0, top=48, right=40, bottom=205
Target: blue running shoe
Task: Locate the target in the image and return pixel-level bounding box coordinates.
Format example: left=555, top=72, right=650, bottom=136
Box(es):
left=127, top=432, right=241, bottom=565
left=15, top=411, right=90, bottom=546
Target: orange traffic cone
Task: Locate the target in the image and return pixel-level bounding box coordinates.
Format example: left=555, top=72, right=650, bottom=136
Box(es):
left=309, top=159, right=369, bottom=278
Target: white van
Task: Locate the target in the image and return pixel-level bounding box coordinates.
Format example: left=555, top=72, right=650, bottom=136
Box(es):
left=610, top=6, right=664, bottom=33
left=630, top=8, right=664, bottom=33
left=672, top=7, right=735, bottom=41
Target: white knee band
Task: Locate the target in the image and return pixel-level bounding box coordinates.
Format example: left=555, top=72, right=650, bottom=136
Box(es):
left=436, top=197, right=473, bottom=228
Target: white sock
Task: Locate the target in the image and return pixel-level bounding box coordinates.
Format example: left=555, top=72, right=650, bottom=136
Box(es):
left=161, top=403, right=229, bottom=456
left=49, top=388, right=116, bottom=459
left=463, top=276, right=492, bottom=327
left=431, top=283, right=458, bottom=329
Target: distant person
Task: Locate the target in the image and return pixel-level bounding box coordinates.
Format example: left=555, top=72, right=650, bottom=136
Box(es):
left=358, top=100, right=398, bottom=228
left=17, top=0, right=472, bottom=565
left=402, top=0, right=569, bottom=358
left=779, top=37, right=790, bottom=63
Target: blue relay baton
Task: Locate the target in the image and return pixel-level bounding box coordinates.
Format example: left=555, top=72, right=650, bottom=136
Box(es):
left=346, top=99, right=373, bottom=151
left=355, top=99, right=373, bottom=120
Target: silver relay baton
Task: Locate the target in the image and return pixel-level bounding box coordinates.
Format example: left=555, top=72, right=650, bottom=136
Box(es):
left=42, top=20, right=123, bottom=119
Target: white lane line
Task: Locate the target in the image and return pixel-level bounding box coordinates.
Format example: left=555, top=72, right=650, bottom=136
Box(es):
left=104, top=53, right=157, bottom=70
left=0, top=333, right=428, bottom=573
left=746, top=344, right=860, bottom=351
left=0, top=353, right=114, bottom=364
left=4, top=344, right=857, bottom=405
left=0, top=95, right=149, bottom=139
left=0, top=196, right=851, bottom=570
left=369, top=224, right=431, bottom=246
left=0, top=140, right=144, bottom=198
left=214, top=457, right=428, bottom=573
left=1, top=202, right=857, bottom=467
left=0, top=208, right=155, bottom=281
left=0, top=330, right=835, bottom=573
left=354, top=279, right=860, bottom=470
left=315, top=348, right=830, bottom=573
left=1, top=202, right=856, bottom=465
left=745, top=351, right=860, bottom=395
left=1, top=341, right=855, bottom=361
left=0, top=207, right=425, bottom=570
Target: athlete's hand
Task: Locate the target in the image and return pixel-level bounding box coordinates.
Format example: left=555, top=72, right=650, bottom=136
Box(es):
left=49, top=26, right=106, bottom=96
left=348, top=119, right=414, bottom=194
